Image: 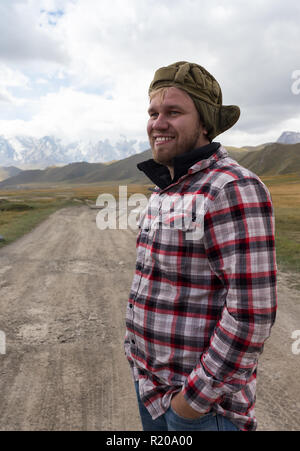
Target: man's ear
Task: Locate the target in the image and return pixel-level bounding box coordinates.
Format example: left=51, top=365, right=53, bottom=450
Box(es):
left=201, top=124, right=211, bottom=143
left=199, top=118, right=208, bottom=135
left=201, top=124, right=209, bottom=136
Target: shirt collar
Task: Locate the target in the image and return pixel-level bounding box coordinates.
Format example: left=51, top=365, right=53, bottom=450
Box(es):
left=137, top=142, right=221, bottom=190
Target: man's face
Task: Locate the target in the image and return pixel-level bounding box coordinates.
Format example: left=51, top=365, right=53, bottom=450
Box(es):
left=147, top=87, right=209, bottom=168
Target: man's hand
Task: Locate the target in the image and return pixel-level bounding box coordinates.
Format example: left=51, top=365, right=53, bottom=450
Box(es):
left=170, top=390, right=206, bottom=419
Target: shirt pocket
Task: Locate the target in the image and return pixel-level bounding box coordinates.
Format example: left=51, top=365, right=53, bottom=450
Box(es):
left=160, top=193, right=205, bottom=241
left=148, top=213, right=203, bottom=273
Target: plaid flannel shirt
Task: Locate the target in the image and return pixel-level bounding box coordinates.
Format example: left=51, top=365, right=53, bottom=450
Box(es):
left=124, top=145, right=277, bottom=431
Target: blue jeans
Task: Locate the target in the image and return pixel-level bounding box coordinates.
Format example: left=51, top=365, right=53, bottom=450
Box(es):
left=135, top=382, right=239, bottom=431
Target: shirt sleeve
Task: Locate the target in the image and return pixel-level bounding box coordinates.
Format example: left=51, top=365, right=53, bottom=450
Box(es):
left=182, top=177, right=277, bottom=413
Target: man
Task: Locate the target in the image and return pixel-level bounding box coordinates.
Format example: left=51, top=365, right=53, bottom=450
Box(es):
left=124, top=61, right=277, bottom=431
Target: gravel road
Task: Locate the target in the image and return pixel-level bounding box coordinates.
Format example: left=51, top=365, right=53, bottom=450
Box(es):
left=0, top=205, right=299, bottom=431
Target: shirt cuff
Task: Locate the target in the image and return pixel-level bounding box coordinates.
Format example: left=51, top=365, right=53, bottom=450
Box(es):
left=181, top=368, right=222, bottom=414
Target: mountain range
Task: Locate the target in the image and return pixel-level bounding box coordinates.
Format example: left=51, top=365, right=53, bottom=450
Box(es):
left=0, top=166, right=22, bottom=182
left=1, top=141, right=300, bottom=189
left=0, top=135, right=148, bottom=169
left=0, top=131, right=299, bottom=171
left=277, top=131, right=300, bottom=144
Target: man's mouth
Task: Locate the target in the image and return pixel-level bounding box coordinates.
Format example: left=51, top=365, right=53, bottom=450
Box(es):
left=153, top=136, right=175, bottom=144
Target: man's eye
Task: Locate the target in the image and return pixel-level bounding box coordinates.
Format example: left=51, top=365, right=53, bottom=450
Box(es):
left=149, top=112, right=158, bottom=118
left=170, top=111, right=180, bottom=116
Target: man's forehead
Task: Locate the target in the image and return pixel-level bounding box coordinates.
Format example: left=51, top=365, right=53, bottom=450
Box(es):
left=148, top=87, right=194, bottom=110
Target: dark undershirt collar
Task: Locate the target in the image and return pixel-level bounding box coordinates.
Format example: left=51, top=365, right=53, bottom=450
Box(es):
left=137, top=142, right=220, bottom=189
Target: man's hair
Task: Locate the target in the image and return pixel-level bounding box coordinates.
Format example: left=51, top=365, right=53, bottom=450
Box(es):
left=149, top=86, right=169, bottom=102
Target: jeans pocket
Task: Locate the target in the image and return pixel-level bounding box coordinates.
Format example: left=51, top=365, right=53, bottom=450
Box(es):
left=169, top=405, right=212, bottom=423
left=166, top=406, right=216, bottom=431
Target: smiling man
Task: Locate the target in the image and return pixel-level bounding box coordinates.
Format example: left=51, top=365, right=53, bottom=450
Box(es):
left=147, top=87, right=210, bottom=176
left=124, top=61, right=277, bottom=431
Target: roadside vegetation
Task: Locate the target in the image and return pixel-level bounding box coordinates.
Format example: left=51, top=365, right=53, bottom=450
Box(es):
left=0, top=184, right=151, bottom=248
left=0, top=178, right=299, bottom=282
left=261, top=174, right=300, bottom=284
left=0, top=195, right=74, bottom=247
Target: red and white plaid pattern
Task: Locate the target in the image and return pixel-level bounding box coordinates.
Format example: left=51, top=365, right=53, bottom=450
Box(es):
left=125, top=146, right=277, bottom=431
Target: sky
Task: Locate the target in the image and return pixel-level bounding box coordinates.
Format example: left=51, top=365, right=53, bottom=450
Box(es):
left=0, top=0, right=300, bottom=148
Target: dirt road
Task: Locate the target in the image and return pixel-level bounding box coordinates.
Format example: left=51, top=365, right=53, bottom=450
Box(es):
left=0, top=205, right=299, bottom=431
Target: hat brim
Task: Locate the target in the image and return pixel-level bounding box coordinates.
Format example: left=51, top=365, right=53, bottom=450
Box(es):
left=218, top=105, right=240, bottom=136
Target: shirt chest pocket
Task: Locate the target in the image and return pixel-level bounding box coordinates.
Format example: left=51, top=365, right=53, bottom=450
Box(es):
left=138, top=193, right=205, bottom=270
left=145, top=212, right=205, bottom=272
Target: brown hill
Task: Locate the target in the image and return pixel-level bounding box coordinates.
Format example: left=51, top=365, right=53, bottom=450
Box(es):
left=0, top=166, right=22, bottom=182
left=0, top=142, right=299, bottom=188
left=238, top=143, right=300, bottom=175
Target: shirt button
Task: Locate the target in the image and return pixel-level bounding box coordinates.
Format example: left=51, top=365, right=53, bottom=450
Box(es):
left=129, top=303, right=133, bottom=309
left=131, top=339, right=136, bottom=345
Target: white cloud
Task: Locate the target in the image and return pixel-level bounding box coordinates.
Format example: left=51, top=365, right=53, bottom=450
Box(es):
left=0, top=0, right=68, bottom=63
left=30, top=87, right=148, bottom=143
left=0, top=0, right=300, bottom=147
left=0, top=63, right=30, bottom=105
left=0, top=63, right=29, bottom=88
left=0, top=86, right=148, bottom=143
left=0, top=90, right=14, bottom=103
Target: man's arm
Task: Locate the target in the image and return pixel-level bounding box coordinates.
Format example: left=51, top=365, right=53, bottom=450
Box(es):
left=177, top=177, right=277, bottom=415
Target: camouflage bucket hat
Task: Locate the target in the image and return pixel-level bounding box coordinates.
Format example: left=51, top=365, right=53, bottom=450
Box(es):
left=149, top=61, right=240, bottom=141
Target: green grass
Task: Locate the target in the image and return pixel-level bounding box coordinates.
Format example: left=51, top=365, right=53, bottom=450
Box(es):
left=0, top=197, right=76, bottom=247
left=262, top=174, right=300, bottom=278
left=273, top=208, right=300, bottom=274
left=0, top=184, right=152, bottom=248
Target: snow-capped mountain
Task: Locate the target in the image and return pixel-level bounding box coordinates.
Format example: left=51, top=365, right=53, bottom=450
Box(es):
left=277, top=131, right=300, bottom=145
left=0, top=135, right=149, bottom=168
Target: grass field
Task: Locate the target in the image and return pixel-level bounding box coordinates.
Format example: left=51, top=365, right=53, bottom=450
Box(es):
left=261, top=174, right=300, bottom=278
left=0, top=195, right=74, bottom=247
left=0, top=184, right=151, bottom=248
left=0, top=177, right=299, bottom=278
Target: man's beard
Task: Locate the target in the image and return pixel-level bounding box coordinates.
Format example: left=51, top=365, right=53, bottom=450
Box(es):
left=151, top=127, right=202, bottom=167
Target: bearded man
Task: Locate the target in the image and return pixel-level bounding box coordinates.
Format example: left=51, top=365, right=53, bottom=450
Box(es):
left=124, top=61, right=277, bottom=431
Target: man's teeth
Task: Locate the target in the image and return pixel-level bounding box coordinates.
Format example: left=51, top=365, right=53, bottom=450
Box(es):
left=155, top=137, right=174, bottom=142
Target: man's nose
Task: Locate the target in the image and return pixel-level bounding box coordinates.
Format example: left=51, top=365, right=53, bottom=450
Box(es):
left=152, top=114, right=168, bottom=129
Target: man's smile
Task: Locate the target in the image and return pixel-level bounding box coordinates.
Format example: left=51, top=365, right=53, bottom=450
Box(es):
left=153, top=135, right=176, bottom=145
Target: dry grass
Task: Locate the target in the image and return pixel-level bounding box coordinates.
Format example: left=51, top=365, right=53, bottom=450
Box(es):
left=1, top=178, right=299, bottom=277
left=262, top=174, right=300, bottom=275
left=0, top=184, right=153, bottom=247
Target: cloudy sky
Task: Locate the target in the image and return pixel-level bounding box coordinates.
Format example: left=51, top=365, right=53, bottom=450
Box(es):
left=0, top=0, right=300, bottom=147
